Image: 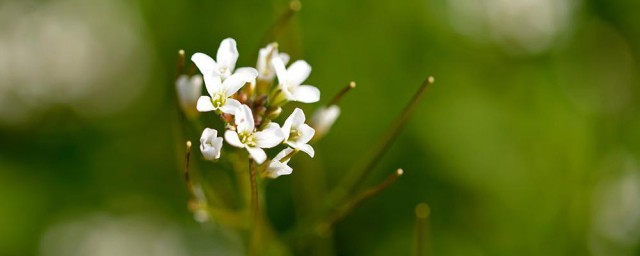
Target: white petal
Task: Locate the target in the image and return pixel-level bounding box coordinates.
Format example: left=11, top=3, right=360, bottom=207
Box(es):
left=287, top=60, right=311, bottom=85
left=234, top=67, right=259, bottom=77
left=219, top=98, right=241, bottom=115
left=255, top=123, right=284, bottom=148
left=297, top=123, right=315, bottom=144
left=297, top=143, right=315, bottom=158
left=290, top=108, right=306, bottom=128
left=217, top=38, right=238, bottom=72
left=292, top=85, right=320, bottom=103
left=222, top=69, right=257, bottom=95
left=310, top=106, right=341, bottom=137
left=191, top=52, right=217, bottom=75
left=272, top=57, right=288, bottom=84
left=201, top=127, right=218, bottom=139
left=189, top=75, right=204, bottom=101
left=176, top=75, right=202, bottom=112
left=265, top=160, right=292, bottom=179
left=196, top=96, right=215, bottom=112
left=203, top=74, right=223, bottom=97
left=224, top=130, right=244, bottom=148
left=213, top=137, right=223, bottom=159
left=280, top=85, right=296, bottom=101
left=201, top=138, right=223, bottom=160
left=246, top=146, right=267, bottom=164
left=281, top=119, right=292, bottom=142
left=200, top=128, right=222, bottom=160
left=257, top=43, right=276, bottom=77
left=273, top=147, right=294, bottom=163
left=176, top=75, right=189, bottom=89
left=235, top=105, right=255, bottom=134
left=279, top=53, right=290, bottom=66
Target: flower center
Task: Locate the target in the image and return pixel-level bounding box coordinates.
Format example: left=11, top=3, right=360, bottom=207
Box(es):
left=239, top=132, right=257, bottom=147
left=218, top=67, right=228, bottom=75
left=289, top=129, right=302, bottom=141
left=210, top=92, right=227, bottom=108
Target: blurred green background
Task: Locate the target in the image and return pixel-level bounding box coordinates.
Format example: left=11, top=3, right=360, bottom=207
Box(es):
left=2, top=0, right=640, bottom=255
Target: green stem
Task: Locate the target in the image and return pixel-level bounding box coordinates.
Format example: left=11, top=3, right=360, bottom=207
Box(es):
left=317, top=169, right=403, bottom=235
left=255, top=0, right=302, bottom=54
left=284, top=76, right=434, bottom=244
left=328, top=81, right=356, bottom=106
left=346, top=76, right=433, bottom=195
left=249, top=159, right=260, bottom=255
left=414, top=203, right=430, bottom=256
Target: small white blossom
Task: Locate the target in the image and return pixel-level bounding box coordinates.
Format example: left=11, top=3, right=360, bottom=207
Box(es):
left=272, top=57, right=320, bottom=103
left=264, top=147, right=294, bottom=179
left=196, top=70, right=258, bottom=114
left=281, top=108, right=315, bottom=157
left=175, top=74, right=203, bottom=117
left=310, top=105, right=341, bottom=139
left=257, top=43, right=289, bottom=81
left=225, top=104, right=284, bottom=164
left=191, top=38, right=240, bottom=81
left=200, top=128, right=223, bottom=160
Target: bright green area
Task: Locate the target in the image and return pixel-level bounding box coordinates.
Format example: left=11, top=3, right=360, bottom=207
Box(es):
left=2, top=0, right=640, bottom=255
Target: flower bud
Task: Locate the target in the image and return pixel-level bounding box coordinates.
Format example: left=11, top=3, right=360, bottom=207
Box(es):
left=266, top=106, right=282, bottom=120
left=176, top=74, right=203, bottom=118
left=310, top=105, right=340, bottom=140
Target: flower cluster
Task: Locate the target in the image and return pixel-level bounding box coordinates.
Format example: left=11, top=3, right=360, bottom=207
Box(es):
left=178, top=38, right=333, bottom=178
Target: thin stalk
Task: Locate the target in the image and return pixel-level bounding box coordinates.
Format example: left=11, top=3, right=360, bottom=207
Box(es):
left=414, top=203, right=430, bottom=256
left=348, top=76, right=434, bottom=194
left=256, top=0, right=302, bottom=52
left=285, top=76, right=434, bottom=244
left=328, top=81, right=356, bottom=106
left=183, top=141, right=194, bottom=194
left=249, top=159, right=260, bottom=255
left=325, top=76, right=434, bottom=223
left=317, top=168, right=404, bottom=235
left=176, top=49, right=185, bottom=78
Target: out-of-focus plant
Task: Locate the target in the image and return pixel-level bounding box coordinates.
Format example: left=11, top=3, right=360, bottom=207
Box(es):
left=172, top=2, right=434, bottom=255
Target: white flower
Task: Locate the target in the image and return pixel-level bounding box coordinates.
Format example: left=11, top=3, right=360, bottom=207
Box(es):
left=175, top=74, right=203, bottom=117
left=224, top=104, right=284, bottom=164
left=191, top=38, right=240, bottom=81
left=196, top=70, right=258, bottom=114
left=272, top=57, right=320, bottom=103
left=264, top=147, right=294, bottom=179
left=200, top=128, right=223, bottom=160
left=310, top=105, right=341, bottom=139
left=281, top=108, right=315, bottom=157
left=257, top=43, right=289, bottom=81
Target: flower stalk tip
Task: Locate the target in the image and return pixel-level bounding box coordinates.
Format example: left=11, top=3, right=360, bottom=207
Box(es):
left=289, top=0, right=302, bottom=12
left=177, top=49, right=186, bottom=76
left=415, top=203, right=430, bottom=219
left=328, top=81, right=356, bottom=106
left=183, top=140, right=193, bottom=191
